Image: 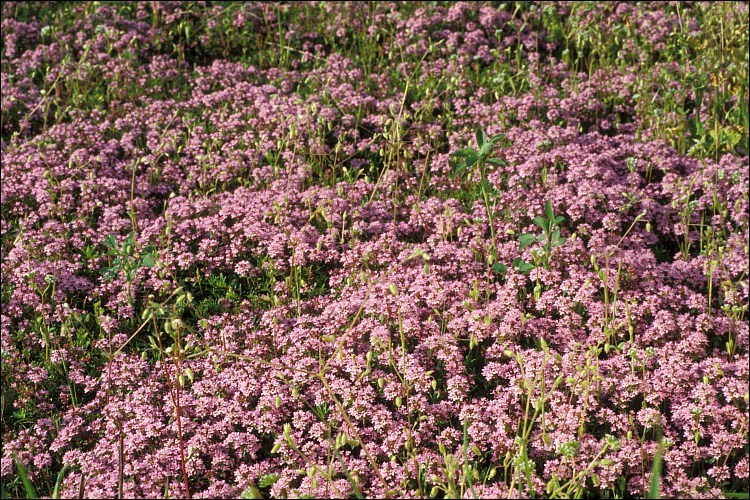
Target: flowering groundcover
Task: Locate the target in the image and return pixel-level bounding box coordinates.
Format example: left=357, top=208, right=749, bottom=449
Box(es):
left=1, top=2, right=748, bottom=498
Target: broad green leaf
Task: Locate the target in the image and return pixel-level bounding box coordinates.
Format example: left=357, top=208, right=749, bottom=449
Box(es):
left=476, top=127, right=486, bottom=147
left=104, top=234, right=118, bottom=250
left=492, top=262, right=508, bottom=275
left=555, top=215, right=565, bottom=224
left=486, top=157, right=505, bottom=167
left=453, top=147, right=478, bottom=158
left=533, top=216, right=549, bottom=232
left=140, top=254, right=155, bottom=268
left=489, top=133, right=506, bottom=144
left=519, top=233, right=536, bottom=250
left=512, top=258, right=535, bottom=273
left=101, top=267, right=117, bottom=280
left=517, top=262, right=535, bottom=274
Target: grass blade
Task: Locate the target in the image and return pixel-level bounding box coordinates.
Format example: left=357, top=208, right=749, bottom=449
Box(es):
left=646, top=444, right=662, bottom=499
left=331, top=437, right=364, bottom=500
left=52, top=465, right=69, bottom=499
left=12, top=453, right=37, bottom=499
left=462, top=418, right=478, bottom=499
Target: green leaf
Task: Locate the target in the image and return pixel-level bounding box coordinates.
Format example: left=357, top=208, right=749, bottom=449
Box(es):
left=551, top=228, right=561, bottom=243
left=512, top=258, right=535, bottom=274
left=240, top=482, right=263, bottom=499
left=492, top=262, right=508, bottom=275
left=517, top=262, right=535, bottom=274
left=52, top=465, right=69, bottom=499
left=453, top=147, right=478, bottom=158
left=258, top=473, right=281, bottom=488
left=554, top=215, right=565, bottom=224
left=103, top=234, right=118, bottom=250
left=519, top=233, right=536, bottom=250
left=489, top=133, right=506, bottom=145
left=486, top=157, right=505, bottom=167
left=646, top=446, right=662, bottom=500
left=556, top=236, right=567, bottom=246
left=533, top=216, right=549, bottom=232
left=12, top=453, right=37, bottom=499
left=476, top=127, right=486, bottom=147
left=101, top=266, right=118, bottom=280
left=140, top=254, right=155, bottom=268
left=332, top=440, right=365, bottom=499
left=544, top=200, right=555, bottom=221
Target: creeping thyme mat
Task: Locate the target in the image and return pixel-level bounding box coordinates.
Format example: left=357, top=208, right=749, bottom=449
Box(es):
left=1, top=2, right=748, bottom=498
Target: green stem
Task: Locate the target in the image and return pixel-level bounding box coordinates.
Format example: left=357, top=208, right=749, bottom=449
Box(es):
left=479, top=161, right=497, bottom=262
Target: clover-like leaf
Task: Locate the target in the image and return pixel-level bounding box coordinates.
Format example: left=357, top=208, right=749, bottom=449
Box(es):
left=140, top=254, right=156, bottom=268
left=479, top=141, right=494, bottom=158
left=533, top=216, right=549, bottom=232
left=519, top=263, right=535, bottom=273
left=453, top=147, right=478, bottom=159
left=512, top=258, right=535, bottom=274
left=519, top=233, right=536, bottom=250
left=103, top=234, right=118, bottom=251
left=492, top=262, right=508, bottom=275
left=452, top=148, right=479, bottom=171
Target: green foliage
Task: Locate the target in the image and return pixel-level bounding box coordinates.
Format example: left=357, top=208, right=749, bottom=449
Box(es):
left=452, top=126, right=510, bottom=266
left=1, top=2, right=748, bottom=499
left=647, top=444, right=663, bottom=499
left=452, top=127, right=509, bottom=173
left=11, top=454, right=37, bottom=499
left=240, top=482, right=263, bottom=499
left=101, top=232, right=156, bottom=282
left=493, top=200, right=566, bottom=278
